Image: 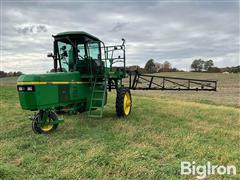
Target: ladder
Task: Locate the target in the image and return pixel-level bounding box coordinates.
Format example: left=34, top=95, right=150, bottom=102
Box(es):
left=88, top=77, right=107, bottom=118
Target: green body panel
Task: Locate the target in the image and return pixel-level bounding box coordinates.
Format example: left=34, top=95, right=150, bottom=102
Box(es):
left=17, top=71, right=80, bottom=82
left=18, top=92, right=37, bottom=108
left=108, top=70, right=127, bottom=79
left=17, top=71, right=92, bottom=110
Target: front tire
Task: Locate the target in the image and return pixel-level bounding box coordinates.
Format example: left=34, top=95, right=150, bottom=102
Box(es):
left=32, top=111, right=59, bottom=134
left=116, top=88, right=132, bottom=117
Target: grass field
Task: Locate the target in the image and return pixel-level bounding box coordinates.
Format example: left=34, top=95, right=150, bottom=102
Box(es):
left=0, top=73, right=239, bottom=179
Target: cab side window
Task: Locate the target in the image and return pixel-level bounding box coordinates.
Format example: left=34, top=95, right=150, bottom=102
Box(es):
left=77, top=44, right=85, bottom=60
left=88, top=42, right=100, bottom=60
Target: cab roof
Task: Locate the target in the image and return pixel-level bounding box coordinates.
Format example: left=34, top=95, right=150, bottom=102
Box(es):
left=53, top=31, right=100, bottom=42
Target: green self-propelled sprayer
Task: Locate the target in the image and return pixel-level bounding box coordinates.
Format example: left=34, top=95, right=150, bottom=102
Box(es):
left=17, top=31, right=217, bottom=134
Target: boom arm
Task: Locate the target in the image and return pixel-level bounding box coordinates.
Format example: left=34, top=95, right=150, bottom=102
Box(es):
left=127, top=71, right=217, bottom=91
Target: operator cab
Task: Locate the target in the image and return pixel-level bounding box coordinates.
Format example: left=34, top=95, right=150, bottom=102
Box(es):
left=52, top=31, right=104, bottom=76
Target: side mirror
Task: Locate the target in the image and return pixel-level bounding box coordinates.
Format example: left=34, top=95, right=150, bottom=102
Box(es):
left=47, top=52, right=54, bottom=58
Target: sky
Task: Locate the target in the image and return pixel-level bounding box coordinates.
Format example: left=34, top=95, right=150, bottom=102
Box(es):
left=1, top=0, right=239, bottom=73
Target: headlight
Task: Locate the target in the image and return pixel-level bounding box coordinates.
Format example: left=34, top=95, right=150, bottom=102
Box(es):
left=18, top=86, right=25, bottom=91
left=17, top=85, right=35, bottom=92
left=27, top=86, right=33, bottom=91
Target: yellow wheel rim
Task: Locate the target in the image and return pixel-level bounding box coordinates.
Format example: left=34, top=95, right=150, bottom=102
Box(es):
left=123, top=92, right=131, bottom=115
left=41, top=118, right=53, bottom=132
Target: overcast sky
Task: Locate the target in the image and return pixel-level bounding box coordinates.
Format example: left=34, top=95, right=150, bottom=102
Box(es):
left=1, top=0, right=239, bottom=73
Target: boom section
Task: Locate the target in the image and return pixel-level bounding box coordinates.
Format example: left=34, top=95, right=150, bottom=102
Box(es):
left=128, top=72, right=217, bottom=91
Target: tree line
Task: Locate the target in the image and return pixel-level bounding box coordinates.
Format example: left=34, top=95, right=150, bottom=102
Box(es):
left=143, top=59, right=180, bottom=73
left=142, top=58, right=239, bottom=73
left=191, top=59, right=240, bottom=73
left=0, top=71, right=23, bottom=78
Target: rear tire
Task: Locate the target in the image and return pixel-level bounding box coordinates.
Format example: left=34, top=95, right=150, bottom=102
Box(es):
left=116, top=87, right=132, bottom=117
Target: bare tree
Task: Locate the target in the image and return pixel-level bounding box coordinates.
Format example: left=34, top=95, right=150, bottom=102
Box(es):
left=163, top=61, right=171, bottom=72
left=155, top=62, right=162, bottom=72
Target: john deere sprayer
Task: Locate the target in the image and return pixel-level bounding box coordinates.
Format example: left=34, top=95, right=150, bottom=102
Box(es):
left=17, top=31, right=217, bottom=134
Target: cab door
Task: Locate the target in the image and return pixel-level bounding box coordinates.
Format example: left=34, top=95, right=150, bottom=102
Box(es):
left=87, top=42, right=104, bottom=75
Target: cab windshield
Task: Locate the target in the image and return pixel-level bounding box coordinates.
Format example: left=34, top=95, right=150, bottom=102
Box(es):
left=55, top=38, right=100, bottom=72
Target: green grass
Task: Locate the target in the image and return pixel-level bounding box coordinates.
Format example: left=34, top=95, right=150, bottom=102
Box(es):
left=0, top=73, right=240, bottom=179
